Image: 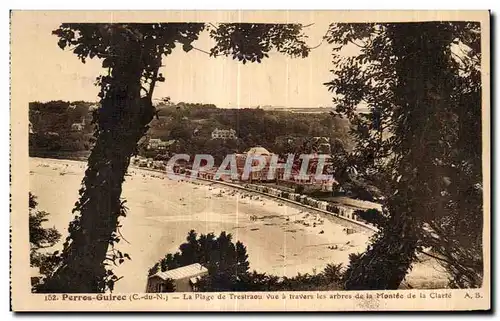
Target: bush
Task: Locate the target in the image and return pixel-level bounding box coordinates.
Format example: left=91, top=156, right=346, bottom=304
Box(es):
left=323, top=263, right=344, bottom=284
left=29, top=193, right=62, bottom=291
left=149, top=230, right=250, bottom=291
left=354, top=208, right=385, bottom=227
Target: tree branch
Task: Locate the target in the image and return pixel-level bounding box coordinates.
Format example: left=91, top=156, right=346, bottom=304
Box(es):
left=192, top=46, right=215, bottom=56
left=349, top=40, right=366, bottom=49
left=146, top=56, right=162, bottom=99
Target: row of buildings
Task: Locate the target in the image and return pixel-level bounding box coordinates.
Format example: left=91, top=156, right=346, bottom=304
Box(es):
left=211, top=128, right=237, bottom=140
left=180, top=146, right=338, bottom=193
left=134, top=140, right=338, bottom=193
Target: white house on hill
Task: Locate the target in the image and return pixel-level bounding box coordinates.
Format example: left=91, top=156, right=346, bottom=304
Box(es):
left=71, top=116, right=86, bottom=132
left=211, top=128, right=237, bottom=140
left=147, top=138, right=176, bottom=150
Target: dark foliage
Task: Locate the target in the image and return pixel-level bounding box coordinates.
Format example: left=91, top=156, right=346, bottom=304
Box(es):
left=29, top=193, right=62, bottom=290
left=354, top=209, right=385, bottom=228
left=209, top=23, right=309, bottom=62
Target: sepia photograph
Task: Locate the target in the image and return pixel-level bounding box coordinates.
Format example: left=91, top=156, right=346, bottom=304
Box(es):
left=10, top=10, right=490, bottom=311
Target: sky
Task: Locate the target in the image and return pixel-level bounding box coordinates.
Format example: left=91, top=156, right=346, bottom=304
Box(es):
left=18, top=16, right=336, bottom=108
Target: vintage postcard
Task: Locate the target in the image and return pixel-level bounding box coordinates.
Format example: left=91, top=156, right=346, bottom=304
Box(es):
left=10, top=10, right=490, bottom=311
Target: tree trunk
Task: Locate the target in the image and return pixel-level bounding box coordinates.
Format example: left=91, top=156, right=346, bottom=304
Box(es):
left=39, top=42, right=157, bottom=292
left=344, top=196, right=421, bottom=289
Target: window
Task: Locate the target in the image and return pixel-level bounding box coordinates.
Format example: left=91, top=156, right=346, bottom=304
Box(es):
left=156, top=282, right=169, bottom=293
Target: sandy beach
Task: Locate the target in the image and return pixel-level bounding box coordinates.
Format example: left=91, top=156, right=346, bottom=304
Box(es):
left=29, top=157, right=448, bottom=292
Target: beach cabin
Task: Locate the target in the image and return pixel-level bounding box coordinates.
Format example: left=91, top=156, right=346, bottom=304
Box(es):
left=146, top=263, right=208, bottom=293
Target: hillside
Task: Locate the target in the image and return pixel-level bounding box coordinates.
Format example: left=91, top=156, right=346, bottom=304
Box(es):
left=29, top=100, right=96, bottom=159
left=148, top=103, right=352, bottom=160
left=29, top=101, right=352, bottom=162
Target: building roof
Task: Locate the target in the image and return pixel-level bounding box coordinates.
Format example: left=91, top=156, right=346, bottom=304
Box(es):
left=150, top=263, right=208, bottom=281
left=312, top=136, right=330, bottom=142
left=213, top=128, right=235, bottom=132
left=161, top=139, right=177, bottom=146
left=246, top=146, right=271, bottom=155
